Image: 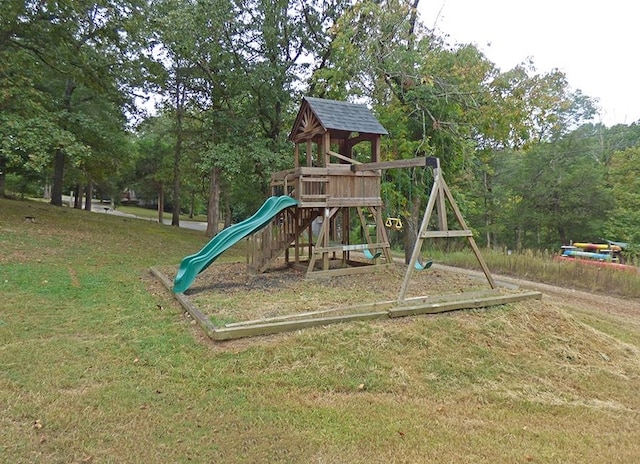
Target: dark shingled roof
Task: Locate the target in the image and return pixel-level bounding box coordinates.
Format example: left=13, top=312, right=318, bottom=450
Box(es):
left=304, top=97, right=388, bottom=135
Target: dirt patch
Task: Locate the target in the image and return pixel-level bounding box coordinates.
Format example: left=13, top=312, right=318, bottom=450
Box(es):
left=156, top=261, right=520, bottom=326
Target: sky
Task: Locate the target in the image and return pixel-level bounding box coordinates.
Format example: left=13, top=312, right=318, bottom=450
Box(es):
left=418, top=0, right=640, bottom=127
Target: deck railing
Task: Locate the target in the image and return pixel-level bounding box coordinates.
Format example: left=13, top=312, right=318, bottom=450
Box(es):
left=271, top=165, right=381, bottom=208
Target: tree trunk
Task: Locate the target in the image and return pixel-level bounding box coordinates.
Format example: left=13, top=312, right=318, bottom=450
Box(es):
left=171, top=63, right=185, bottom=227
left=50, top=79, right=75, bottom=207
left=171, top=140, right=181, bottom=226
left=403, top=192, right=422, bottom=264
left=483, top=171, right=493, bottom=248
left=74, top=184, right=82, bottom=209
left=224, top=190, right=232, bottom=228
left=50, top=149, right=65, bottom=206
left=84, top=183, right=92, bottom=211
left=407, top=0, right=421, bottom=49
left=558, top=227, right=567, bottom=246
left=205, top=166, right=221, bottom=238
left=0, top=156, right=6, bottom=198
left=157, top=183, right=164, bottom=224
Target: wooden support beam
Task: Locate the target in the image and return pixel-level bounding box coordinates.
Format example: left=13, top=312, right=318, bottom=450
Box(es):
left=305, top=263, right=393, bottom=279
left=398, top=157, right=497, bottom=301
left=350, top=157, right=426, bottom=172
left=421, top=230, right=473, bottom=238
left=322, top=132, right=330, bottom=167
left=327, top=150, right=361, bottom=165
left=212, top=311, right=388, bottom=341
left=149, top=267, right=217, bottom=337
left=314, top=242, right=389, bottom=253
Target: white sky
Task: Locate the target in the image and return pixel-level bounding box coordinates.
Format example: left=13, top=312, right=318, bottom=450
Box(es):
left=418, top=0, right=640, bottom=127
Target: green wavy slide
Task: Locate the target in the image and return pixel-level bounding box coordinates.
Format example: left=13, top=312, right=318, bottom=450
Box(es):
left=173, top=195, right=298, bottom=293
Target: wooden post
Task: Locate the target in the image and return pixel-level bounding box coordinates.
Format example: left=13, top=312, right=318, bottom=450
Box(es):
left=306, top=141, right=313, bottom=167
left=322, top=207, right=330, bottom=270
left=342, top=208, right=350, bottom=263
left=371, top=136, right=380, bottom=163
left=398, top=175, right=440, bottom=302
left=322, top=132, right=330, bottom=167
left=434, top=160, right=448, bottom=231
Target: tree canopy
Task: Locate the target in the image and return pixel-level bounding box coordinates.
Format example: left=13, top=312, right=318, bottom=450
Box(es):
left=2, top=0, right=638, bottom=252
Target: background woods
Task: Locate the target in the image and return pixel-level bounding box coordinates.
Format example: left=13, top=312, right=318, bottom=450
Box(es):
left=2, top=0, right=639, bottom=250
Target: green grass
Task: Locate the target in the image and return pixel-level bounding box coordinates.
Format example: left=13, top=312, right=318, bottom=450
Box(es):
left=2, top=197, right=640, bottom=463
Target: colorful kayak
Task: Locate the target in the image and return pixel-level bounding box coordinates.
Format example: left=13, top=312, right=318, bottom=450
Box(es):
left=562, top=250, right=611, bottom=261
left=572, top=243, right=622, bottom=252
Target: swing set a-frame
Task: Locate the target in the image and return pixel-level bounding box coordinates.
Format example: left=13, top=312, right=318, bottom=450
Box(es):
left=398, top=156, right=495, bottom=300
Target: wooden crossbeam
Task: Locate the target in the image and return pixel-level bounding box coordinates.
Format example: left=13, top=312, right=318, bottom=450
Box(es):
left=314, top=242, right=389, bottom=253
left=421, top=230, right=473, bottom=238
left=350, top=157, right=426, bottom=172
left=327, top=150, right=361, bottom=165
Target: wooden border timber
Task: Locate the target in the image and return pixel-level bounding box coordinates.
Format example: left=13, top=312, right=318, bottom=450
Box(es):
left=150, top=266, right=541, bottom=341
left=389, top=292, right=541, bottom=318
left=150, top=267, right=217, bottom=338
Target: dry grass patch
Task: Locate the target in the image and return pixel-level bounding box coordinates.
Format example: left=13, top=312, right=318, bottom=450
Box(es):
left=3, top=197, right=640, bottom=463
left=158, top=261, right=505, bottom=326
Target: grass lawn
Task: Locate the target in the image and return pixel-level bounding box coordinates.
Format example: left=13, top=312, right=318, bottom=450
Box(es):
left=2, top=197, right=640, bottom=463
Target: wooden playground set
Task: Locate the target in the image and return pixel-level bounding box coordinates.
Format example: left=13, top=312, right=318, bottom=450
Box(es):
left=152, top=97, right=541, bottom=340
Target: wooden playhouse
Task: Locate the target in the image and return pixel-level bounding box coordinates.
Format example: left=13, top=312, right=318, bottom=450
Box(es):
left=248, top=96, right=423, bottom=277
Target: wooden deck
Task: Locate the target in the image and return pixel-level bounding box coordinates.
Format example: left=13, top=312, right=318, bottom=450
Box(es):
left=271, top=165, right=382, bottom=208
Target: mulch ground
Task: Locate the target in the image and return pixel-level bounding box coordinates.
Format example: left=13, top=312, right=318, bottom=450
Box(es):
left=158, top=260, right=499, bottom=325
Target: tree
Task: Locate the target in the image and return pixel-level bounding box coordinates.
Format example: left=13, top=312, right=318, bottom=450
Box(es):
left=132, top=114, right=175, bottom=223
left=310, top=1, right=499, bottom=257
left=145, top=0, right=348, bottom=234
left=1, top=0, right=146, bottom=204
left=604, top=147, right=640, bottom=245
left=505, top=137, right=613, bottom=248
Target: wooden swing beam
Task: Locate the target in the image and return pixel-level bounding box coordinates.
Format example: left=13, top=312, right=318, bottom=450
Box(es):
left=350, top=156, right=427, bottom=172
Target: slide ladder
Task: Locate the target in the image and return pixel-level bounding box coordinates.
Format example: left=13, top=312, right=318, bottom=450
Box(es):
left=249, top=207, right=320, bottom=273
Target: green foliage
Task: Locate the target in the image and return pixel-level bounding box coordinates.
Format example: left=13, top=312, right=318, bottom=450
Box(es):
left=1, top=0, right=638, bottom=255
left=604, top=147, right=640, bottom=244
left=0, top=0, right=147, bottom=202
left=494, top=136, right=613, bottom=248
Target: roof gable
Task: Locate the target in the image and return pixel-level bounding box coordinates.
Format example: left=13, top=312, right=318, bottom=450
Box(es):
left=289, top=97, right=388, bottom=142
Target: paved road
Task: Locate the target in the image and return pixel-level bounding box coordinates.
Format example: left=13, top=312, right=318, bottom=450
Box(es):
left=63, top=196, right=208, bottom=231
left=103, top=207, right=207, bottom=232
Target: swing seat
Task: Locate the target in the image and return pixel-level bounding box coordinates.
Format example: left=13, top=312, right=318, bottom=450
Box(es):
left=363, top=249, right=382, bottom=260
left=414, top=258, right=433, bottom=270
left=385, top=217, right=403, bottom=230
